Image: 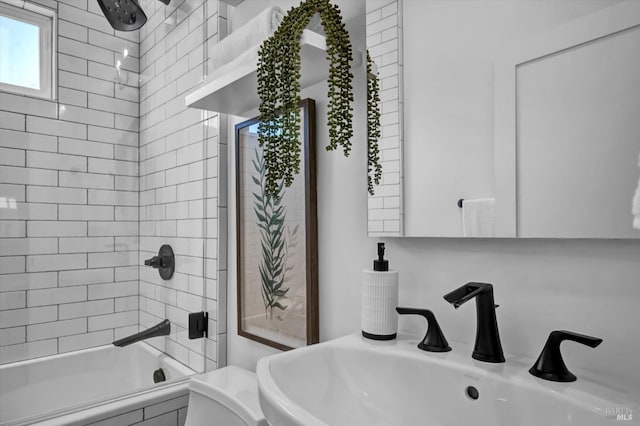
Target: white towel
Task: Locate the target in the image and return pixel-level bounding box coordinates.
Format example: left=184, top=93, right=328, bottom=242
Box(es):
left=212, top=6, right=284, bottom=68
left=632, top=153, right=640, bottom=229
left=209, top=42, right=261, bottom=81
left=462, top=198, right=495, bottom=237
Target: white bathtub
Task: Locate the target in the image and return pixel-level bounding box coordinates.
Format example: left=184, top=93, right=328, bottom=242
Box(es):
left=0, top=342, right=194, bottom=425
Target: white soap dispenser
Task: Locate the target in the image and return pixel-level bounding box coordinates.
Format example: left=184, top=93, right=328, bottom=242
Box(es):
left=362, top=242, right=399, bottom=340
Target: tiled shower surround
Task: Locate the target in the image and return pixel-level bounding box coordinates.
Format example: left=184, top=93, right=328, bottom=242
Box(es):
left=0, top=0, right=141, bottom=363
left=137, top=0, right=226, bottom=371
left=0, top=0, right=226, bottom=370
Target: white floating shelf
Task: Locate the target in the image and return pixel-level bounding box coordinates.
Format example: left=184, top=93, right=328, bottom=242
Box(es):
left=185, top=30, right=362, bottom=116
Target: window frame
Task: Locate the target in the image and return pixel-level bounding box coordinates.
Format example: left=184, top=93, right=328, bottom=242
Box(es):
left=0, top=0, right=56, bottom=100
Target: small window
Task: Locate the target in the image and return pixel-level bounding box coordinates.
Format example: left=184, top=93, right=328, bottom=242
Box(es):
left=0, top=1, right=56, bottom=99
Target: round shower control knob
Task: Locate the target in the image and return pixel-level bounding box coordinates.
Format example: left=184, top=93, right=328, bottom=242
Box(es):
left=144, top=244, right=175, bottom=280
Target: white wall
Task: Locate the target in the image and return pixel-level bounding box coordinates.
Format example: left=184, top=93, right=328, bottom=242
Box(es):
left=225, top=0, right=640, bottom=389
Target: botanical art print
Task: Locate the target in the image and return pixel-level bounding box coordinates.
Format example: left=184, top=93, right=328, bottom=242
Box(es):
left=236, top=99, right=318, bottom=351
left=252, top=147, right=298, bottom=320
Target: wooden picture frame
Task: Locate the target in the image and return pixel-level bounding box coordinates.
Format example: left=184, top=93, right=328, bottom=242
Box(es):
left=235, top=98, right=318, bottom=351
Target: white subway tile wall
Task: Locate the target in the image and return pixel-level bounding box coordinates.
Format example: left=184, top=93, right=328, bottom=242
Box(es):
left=0, top=0, right=224, bottom=379
left=366, top=0, right=404, bottom=236
left=0, top=1, right=139, bottom=363
left=138, top=0, right=225, bottom=372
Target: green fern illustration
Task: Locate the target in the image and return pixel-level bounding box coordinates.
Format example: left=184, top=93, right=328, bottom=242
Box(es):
left=252, top=147, right=297, bottom=320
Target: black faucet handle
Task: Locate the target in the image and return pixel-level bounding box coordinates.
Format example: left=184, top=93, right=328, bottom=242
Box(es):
left=529, top=330, right=603, bottom=382
left=396, top=307, right=451, bottom=352
left=145, top=255, right=162, bottom=268
left=550, top=330, right=602, bottom=348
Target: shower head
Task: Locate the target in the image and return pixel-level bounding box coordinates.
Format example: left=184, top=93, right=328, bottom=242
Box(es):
left=97, top=0, right=172, bottom=31
left=97, top=0, right=147, bottom=31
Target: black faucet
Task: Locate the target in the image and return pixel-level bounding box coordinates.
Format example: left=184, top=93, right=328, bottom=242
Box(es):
left=443, top=282, right=505, bottom=363
left=529, top=330, right=602, bottom=382
left=396, top=307, right=451, bottom=352
left=113, top=319, right=171, bottom=347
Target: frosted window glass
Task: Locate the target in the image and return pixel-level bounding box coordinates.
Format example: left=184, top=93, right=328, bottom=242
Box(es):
left=0, top=15, right=40, bottom=90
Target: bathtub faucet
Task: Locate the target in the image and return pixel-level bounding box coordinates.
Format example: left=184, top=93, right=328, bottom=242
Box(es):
left=113, top=319, right=171, bottom=347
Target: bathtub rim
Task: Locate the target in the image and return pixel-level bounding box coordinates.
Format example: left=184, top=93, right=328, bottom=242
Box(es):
left=0, top=341, right=193, bottom=376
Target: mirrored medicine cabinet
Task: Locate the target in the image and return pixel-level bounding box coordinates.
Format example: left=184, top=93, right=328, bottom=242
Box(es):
left=366, top=0, right=640, bottom=238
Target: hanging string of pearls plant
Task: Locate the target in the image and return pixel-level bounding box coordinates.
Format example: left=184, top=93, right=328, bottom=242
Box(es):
left=256, top=0, right=382, bottom=196
left=367, top=51, right=382, bottom=195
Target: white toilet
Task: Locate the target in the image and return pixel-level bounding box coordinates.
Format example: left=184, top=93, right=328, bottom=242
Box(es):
left=184, top=366, right=268, bottom=426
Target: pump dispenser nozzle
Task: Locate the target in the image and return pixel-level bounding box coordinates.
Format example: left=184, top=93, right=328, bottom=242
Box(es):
left=374, top=242, right=389, bottom=271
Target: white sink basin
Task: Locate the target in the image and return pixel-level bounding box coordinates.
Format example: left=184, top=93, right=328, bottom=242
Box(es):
left=256, top=333, right=638, bottom=425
